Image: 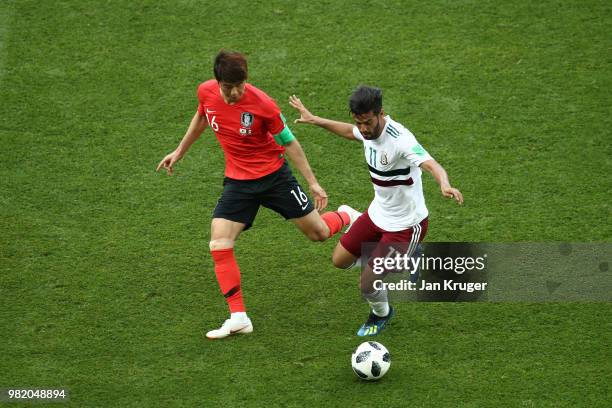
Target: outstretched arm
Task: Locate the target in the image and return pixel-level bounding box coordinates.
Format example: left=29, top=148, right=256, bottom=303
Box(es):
left=156, top=111, right=208, bottom=175
left=420, top=159, right=464, bottom=205
left=289, top=95, right=356, bottom=140
left=283, top=139, right=328, bottom=211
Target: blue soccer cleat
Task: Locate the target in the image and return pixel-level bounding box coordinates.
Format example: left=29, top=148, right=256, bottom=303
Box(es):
left=357, top=306, right=395, bottom=337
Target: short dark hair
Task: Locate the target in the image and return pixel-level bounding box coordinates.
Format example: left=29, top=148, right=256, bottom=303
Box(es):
left=213, top=50, right=248, bottom=83
left=349, top=85, right=383, bottom=115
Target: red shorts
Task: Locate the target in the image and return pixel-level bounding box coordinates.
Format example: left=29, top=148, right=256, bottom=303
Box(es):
left=340, top=210, right=429, bottom=258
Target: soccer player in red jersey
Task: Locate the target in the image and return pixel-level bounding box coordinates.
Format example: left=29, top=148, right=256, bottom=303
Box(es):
left=157, top=50, right=354, bottom=339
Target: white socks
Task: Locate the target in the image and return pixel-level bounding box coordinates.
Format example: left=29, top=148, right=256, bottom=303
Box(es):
left=364, top=289, right=389, bottom=317
left=231, top=312, right=248, bottom=322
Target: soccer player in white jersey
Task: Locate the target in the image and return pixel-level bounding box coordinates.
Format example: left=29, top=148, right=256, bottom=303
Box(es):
left=289, top=86, right=463, bottom=336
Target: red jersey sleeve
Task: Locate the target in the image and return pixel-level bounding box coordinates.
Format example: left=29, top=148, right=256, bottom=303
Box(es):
left=197, top=81, right=214, bottom=116
left=261, top=97, right=285, bottom=135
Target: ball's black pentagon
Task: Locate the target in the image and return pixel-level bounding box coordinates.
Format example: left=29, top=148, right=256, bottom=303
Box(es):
left=382, top=352, right=390, bottom=363
left=371, top=361, right=381, bottom=377
left=356, top=350, right=371, bottom=363
left=368, top=341, right=381, bottom=350
left=352, top=367, right=368, bottom=379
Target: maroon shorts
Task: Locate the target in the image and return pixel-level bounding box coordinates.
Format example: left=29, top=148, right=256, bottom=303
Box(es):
left=339, top=210, right=429, bottom=258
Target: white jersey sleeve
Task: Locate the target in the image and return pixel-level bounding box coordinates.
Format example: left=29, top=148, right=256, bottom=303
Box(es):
left=352, top=126, right=364, bottom=142
left=399, top=133, right=433, bottom=167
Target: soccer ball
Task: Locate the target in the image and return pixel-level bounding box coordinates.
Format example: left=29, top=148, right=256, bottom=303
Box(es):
left=351, top=341, right=391, bottom=381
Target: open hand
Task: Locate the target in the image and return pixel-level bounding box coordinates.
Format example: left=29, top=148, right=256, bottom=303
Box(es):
left=309, top=183, right=329, bottom=211
left=289, top=95, right=317, bottom=125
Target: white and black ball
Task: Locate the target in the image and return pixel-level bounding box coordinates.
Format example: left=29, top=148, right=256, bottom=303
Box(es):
left=351, top=341, right=391, bottom=381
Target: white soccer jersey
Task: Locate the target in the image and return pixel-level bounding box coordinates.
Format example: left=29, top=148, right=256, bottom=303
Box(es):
left=353, top=116, right=433, bottom=231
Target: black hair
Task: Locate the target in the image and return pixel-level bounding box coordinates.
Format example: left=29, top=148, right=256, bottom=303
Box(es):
left=349, top=85, right=383, bottom=115
left=213, top=50, right=248, bottom=83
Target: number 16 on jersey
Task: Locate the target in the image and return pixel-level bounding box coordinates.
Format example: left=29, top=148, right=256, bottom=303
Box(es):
left=290, top=186, right=309, bottom=210
left=205, top=112, right=219, bottom=131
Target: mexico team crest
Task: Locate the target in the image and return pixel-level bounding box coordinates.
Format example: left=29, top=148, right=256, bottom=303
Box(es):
left=380, top=152, right=389, bottom=166
left=241, top=112, right=254, bottom=128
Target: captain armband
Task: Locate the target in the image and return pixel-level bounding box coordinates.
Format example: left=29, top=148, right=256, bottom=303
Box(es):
left=273, top=126, right=296, bottom=146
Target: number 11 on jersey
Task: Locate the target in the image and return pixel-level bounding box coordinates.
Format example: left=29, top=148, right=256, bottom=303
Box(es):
left=368, top=147, right=377, bottom=167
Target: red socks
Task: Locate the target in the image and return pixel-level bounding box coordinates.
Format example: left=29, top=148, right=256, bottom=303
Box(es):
left=211, top=248, right=245, bottom=313
left=321, top=211, right=350, bottom=237
left=211, top=211, right=350, bottom=312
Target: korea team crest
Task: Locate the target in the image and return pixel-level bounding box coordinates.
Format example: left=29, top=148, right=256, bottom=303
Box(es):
left=241, top=112, right=254, bottom=128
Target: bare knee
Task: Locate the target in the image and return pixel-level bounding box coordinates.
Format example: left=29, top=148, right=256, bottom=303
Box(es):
left=332, top=254, right=349, bottom=269
left=332, top=253, right=358, bottom=269
left=209, top=238, right=235, bottom=251
left=331, top=244, right=357, bottom=269
left=306, top=226, right=329, bottom=242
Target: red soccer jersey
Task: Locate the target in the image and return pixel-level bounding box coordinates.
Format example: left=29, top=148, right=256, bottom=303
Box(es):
left=197, top=80, right=286, bottom=180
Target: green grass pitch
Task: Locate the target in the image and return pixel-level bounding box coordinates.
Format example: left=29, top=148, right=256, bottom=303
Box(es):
left=1, top=0, right=610, bottom=406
